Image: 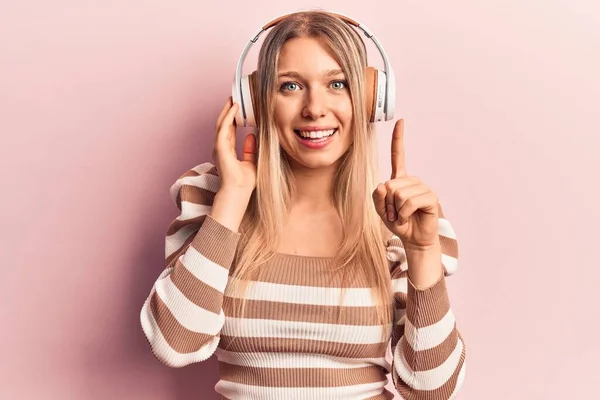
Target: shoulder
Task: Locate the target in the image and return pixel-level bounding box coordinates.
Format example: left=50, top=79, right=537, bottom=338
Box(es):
left=169, top=162, right=221, bottom=210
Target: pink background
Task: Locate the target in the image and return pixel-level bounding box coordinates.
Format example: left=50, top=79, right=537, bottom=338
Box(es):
left=2, top=1, right=599, bottom=399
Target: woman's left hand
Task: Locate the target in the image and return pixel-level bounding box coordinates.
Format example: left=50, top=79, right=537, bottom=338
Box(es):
left=372, top=119, right=440, bottom=251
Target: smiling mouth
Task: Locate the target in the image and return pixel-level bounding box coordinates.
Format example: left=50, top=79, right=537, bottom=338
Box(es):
left=293, top=128, right=338, bottom=140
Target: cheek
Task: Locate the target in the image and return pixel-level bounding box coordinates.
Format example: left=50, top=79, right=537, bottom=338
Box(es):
left=336, top=100, right=354, bottom=126
left=273, top=96, right=297, bottom=124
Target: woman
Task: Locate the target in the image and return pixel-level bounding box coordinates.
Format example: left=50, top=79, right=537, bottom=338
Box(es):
left=141, top=10, right=466, bottom=400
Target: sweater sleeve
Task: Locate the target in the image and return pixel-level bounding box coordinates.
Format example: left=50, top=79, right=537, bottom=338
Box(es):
left=140, top=162, right=240, bottom=368
left=386, top=203, right=466, bottom=399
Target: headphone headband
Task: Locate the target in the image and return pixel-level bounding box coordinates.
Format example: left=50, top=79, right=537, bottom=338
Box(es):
left=233, top=11, right=396, bottom=126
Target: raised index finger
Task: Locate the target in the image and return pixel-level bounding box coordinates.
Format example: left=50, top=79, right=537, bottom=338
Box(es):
left=391, top=119, right=407, bottom=178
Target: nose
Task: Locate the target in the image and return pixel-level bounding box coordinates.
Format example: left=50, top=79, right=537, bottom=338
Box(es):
left=301, top=88, right=328, bottom=119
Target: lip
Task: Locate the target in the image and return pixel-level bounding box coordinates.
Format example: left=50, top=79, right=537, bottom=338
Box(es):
left=294, top=128, right=337, bottom=149
left=294, top=126, right=338, bottom=131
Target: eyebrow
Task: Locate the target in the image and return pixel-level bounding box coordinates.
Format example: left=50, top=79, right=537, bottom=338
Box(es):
left=277, top=69, right=345, bottom=78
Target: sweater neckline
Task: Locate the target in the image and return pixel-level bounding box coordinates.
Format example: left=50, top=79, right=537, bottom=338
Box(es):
left=273, top=252, right=334, bottom=260
left=269, top=252, right=336, bottom=269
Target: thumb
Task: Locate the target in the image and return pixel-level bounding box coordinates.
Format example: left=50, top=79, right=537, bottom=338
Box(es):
left=241, top=132, right=257, bottom=163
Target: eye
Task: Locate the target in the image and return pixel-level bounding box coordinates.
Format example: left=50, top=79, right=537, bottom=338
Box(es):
left=280, top=82, right=300, bottom=92
left=330, top=80, right=348, bottom=90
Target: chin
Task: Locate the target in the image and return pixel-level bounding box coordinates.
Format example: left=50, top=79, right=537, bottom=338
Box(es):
left=299, top=158, right=339, bottom=169
left=290, top=151, right=347, bottom=170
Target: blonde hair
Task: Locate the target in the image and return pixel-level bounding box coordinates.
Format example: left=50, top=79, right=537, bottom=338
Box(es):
left=227, top=10, right=393, bottom=345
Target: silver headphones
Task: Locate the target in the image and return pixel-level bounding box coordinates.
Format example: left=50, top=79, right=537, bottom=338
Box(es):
left=231, top=11, right=396, bottom=127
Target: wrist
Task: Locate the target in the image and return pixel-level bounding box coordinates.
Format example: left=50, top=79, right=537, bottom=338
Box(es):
left=217, top=186, right=254, bottom=200
left=402, top=238, right=441, bottom=253
left=405, top=244, right=444, bottom=290
left=209, top=189, right=253, bottom=233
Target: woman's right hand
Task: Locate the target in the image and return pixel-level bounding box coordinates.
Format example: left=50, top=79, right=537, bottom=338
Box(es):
left=208, top=97, right=257, bottom=232
left=212, top=97, right=257, bottom=194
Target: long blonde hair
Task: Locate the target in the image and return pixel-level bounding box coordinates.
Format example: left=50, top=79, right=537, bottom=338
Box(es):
left=227, top=10, right=393, bottom=345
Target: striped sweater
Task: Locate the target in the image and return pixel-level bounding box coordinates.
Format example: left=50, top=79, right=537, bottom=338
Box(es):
left=140, top=162, right=466, bottom=400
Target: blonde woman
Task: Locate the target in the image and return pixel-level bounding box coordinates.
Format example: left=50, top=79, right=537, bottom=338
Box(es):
left=141, top=10, right=466, bottom=400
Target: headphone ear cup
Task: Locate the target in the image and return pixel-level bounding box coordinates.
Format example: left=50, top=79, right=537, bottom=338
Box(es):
left=366, top=68, right=387, bottom=123
left=247, top=71, right=259, bottom=127
left=232, top=79, right=244, bottom=127
left=238, top=74, right=257, bottom=127
left=365, top=67, right=377, bottom=123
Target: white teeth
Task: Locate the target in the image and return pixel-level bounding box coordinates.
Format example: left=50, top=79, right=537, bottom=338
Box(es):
left=297, top=129, right=336, bottom=138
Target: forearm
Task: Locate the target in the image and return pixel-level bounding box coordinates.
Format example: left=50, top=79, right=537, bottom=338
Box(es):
left=393, top=242, right=466, bottom=398
left=142, top=208, right=242, bottom=367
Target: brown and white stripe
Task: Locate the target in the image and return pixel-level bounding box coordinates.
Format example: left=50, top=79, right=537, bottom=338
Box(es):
left=140, top=162, right=466, bottom=399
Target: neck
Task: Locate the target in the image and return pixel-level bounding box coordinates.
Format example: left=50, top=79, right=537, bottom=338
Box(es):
left=289, top=161, right=339, bottom=212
